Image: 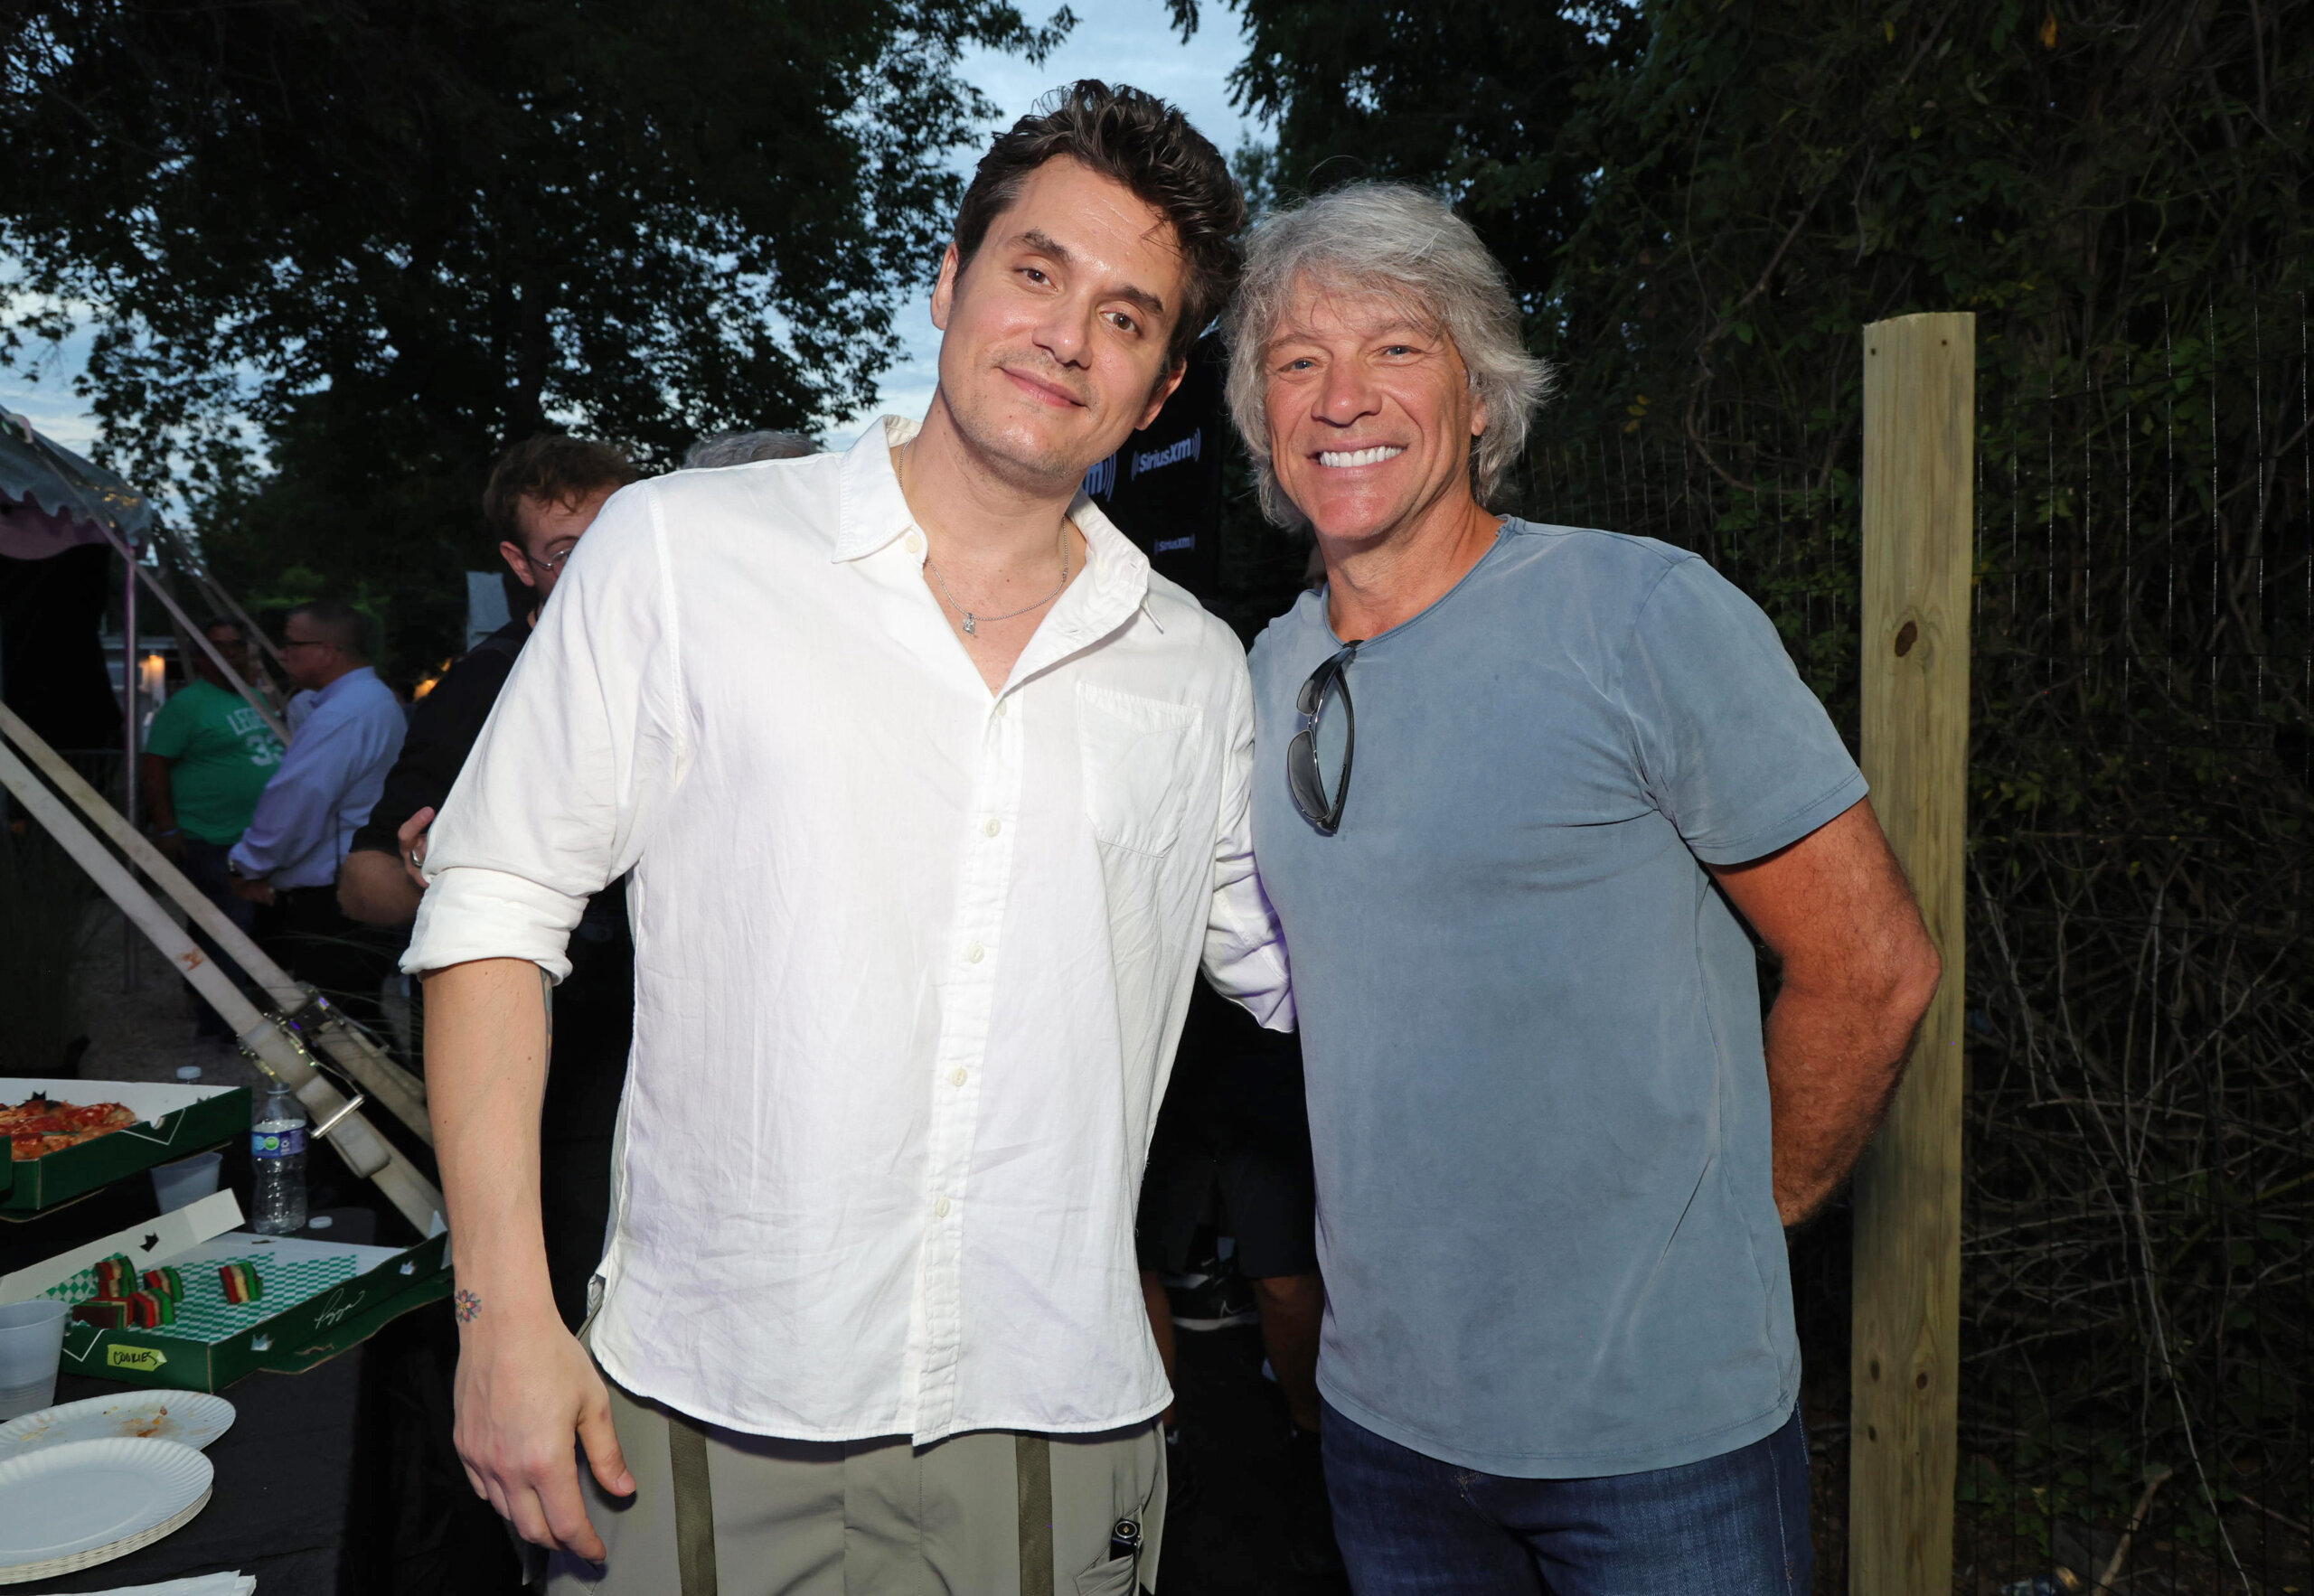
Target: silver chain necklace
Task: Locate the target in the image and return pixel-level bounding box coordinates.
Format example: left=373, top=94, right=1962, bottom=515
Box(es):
left=925, top=527, right=1069, bottom=637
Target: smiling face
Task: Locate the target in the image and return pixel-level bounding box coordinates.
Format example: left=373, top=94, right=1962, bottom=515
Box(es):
left=928, top=156, right=1190, bottom=493
left=1262, top=279, right=1489, bottom=549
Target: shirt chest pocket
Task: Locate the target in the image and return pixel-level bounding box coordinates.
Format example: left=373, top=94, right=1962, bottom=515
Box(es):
left=1076, top=682, right=1203, bottom=858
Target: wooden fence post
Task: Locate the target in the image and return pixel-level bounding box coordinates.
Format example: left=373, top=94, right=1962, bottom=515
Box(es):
left=1849, top=312, right=1973, bottom=1594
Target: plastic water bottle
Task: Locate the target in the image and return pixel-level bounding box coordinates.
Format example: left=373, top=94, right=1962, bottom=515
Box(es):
left=250, top=1080, right=308, bottom=1235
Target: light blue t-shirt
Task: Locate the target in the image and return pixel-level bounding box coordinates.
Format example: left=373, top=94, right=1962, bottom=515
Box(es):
left=1247, top=521, right=1867, bottom=1478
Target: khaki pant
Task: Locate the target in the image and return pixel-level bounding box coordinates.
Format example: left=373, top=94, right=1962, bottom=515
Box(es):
left=546, top=1375, right=1164, bottom=1596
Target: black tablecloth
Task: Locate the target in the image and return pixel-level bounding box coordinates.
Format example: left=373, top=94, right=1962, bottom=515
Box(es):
left=17, top=1207, right=522, bottom=1596
left=27, top=1352, right=362, bottom=1594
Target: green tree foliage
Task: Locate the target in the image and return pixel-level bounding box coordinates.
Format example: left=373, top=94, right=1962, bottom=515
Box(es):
left=0, top=0, right=1069, bottom=671
left=1198, top=0, right=2307, bottom=687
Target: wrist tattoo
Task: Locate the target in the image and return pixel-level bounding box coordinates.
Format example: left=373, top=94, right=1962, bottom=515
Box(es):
left=454, top=1287, right=482, bottom=1324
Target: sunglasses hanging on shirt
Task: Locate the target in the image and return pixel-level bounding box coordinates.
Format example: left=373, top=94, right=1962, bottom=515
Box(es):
left=1287, top=642, right=1360, bottom=835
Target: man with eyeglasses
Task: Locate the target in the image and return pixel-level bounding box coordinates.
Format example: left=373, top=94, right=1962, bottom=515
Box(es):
left=340, top=436, right=641, bottom=934
left=1231, top=183, right=1942, bottom=1593
left=226, top=597, right=407, bottom=1035
left=341, top=433, right=642, bottom=1330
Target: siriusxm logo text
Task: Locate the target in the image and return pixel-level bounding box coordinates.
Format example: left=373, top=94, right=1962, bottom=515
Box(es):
left=1132, top=429, right=1201, bottom=480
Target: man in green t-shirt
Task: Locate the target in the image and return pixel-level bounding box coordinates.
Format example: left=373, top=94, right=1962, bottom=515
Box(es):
left=143, top=617, right=285, bottom=1033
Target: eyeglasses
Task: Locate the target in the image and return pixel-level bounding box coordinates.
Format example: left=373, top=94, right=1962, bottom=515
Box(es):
left=532, top=544, right=578, bottom=574
left=1287, top=642, right=1360, bottom=835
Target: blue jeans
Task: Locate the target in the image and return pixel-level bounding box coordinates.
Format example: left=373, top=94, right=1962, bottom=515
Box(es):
left=1322, top=1399, right=1812, bottom=1595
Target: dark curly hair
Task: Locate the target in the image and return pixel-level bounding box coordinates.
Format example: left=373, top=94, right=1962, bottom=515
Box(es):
left=952, top=80, right=1244, bottom=369
left=483, top=435, right=640, bottom=549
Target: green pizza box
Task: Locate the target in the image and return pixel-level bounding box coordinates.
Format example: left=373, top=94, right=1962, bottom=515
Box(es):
left=3, top=1077, right=249, bottom=1212
left=46, top=1228, right=452, bottom=1393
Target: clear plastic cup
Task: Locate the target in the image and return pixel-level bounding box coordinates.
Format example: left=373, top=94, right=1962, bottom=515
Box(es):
left=0, top=1300, right=69, bottom=1422
left=151, top=1150, right=223, bottom=1212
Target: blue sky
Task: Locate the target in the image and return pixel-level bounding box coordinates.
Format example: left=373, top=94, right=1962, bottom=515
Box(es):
left=0, top=0, right=1260, bottom=459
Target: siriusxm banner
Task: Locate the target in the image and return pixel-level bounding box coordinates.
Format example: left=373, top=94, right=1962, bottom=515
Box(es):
left=1080, top=333, right=1224, bottom=600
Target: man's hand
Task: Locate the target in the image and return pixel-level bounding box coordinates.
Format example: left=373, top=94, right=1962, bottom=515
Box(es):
left=1707, top=799, right=1942, bottom=1226
left=152, top=831, right=187, bottom=863
left=426, top=957, right=604, bottom=1553
left=230, top=873, right=276, bottom=907
left=452, top=1299, right=634, bottom=1558
left=397, top=806, right=436, bottom=889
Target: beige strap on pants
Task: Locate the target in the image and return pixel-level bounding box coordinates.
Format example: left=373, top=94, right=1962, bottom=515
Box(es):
left=1016, top=1433, right=1055, bottom=1596
left=670, top=1411, right=720, bottom=1596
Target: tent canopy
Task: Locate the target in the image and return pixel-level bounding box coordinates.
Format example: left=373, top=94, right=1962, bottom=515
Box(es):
left=0, top=409, right=153, bottom=560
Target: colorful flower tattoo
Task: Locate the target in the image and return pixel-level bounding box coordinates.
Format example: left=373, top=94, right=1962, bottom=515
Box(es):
left=454, top=1287, right=482, bottom=1324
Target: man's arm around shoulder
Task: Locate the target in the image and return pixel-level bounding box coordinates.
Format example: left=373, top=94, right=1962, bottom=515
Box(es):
left=1707, top=799, right=1942, bottom=1225
left=425, top=955, right=632, bottom=1556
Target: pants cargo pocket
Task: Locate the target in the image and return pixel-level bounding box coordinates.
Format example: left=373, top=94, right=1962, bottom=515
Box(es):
left=1073, top=1552, right=1138, bottom=1596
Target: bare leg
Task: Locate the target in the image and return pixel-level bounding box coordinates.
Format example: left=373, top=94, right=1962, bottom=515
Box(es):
left=1141, top=1269, right=1178, bottom=1426
left=1251, top=1272, right=1324, bottom=1433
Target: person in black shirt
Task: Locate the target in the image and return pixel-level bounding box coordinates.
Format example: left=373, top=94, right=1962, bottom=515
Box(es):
left=342, top=435, right=641, bottom=1328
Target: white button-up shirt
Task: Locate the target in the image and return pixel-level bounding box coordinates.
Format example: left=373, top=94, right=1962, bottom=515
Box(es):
left=404, top=418, right=1293, bottom=1443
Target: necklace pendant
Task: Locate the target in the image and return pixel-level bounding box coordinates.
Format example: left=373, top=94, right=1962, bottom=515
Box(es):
left=962, top=614, right=977, bottom=636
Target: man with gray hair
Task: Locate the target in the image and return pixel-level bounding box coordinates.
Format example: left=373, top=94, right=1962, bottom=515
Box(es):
left=227, top=597, right=407, bottom=1034
left=681, top=429, right=819, bottom=469
left=1232, top=182, right=1942, bottom=1591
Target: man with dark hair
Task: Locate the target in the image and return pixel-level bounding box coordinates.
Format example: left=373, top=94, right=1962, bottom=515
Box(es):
left=480, top=435, right=644, bottom=601
left=342, top=435, right=640, bottom=1335
left=142, top=617, right=284, bottom=1037
left=407, top=81, right=1284, bottom=1594
left=341, top=436, right=640, bottom=930
left=228, top=597, right=406, bottom=1034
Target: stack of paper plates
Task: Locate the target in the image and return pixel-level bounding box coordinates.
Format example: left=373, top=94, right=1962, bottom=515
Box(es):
left=0, top=1436, right=214, bottom=1583
left=0, top=1391, right=236, bottom=1460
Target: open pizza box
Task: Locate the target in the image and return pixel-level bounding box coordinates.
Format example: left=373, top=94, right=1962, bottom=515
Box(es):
left=3, top=1077, right=250, bottom=1213
left=0, top=1191, right=453, bottom=1391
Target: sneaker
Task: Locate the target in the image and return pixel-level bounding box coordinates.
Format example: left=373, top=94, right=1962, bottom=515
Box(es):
left=1164, top=1269, right=1258, bottom=1331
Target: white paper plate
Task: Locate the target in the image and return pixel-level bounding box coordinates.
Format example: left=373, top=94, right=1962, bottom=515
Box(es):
left=0, top=1437, right=213, bottom=1577
left=0, top=1391, right=236, bottom=1460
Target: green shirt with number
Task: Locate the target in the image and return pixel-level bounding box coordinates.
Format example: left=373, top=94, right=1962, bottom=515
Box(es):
left=143, top=680, right=285, bottom=844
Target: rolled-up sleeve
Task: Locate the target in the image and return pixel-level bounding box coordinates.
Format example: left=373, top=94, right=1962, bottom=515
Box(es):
left=402, top=483, right=684, bottom=981
left=1200, top=656, right=1295, bottom=1031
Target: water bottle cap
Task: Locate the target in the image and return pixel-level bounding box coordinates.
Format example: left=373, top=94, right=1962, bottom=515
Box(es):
left=174, top=1066, right=202, bottom=1082
left=306, top=1215, right=333, bottom=1230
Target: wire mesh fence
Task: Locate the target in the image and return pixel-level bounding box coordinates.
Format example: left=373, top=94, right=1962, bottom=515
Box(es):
left=1518, top=301, right=2314, bottom=1593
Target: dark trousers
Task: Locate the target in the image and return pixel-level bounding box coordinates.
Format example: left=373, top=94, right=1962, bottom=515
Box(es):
left=262, top=882, right=404, bottom=1042
left=179, top=838, right=263, bottom=1039
left=1322, top=1401, right=1812, bottom=1596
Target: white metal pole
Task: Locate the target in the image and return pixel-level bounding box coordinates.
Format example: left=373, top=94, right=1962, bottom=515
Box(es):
left=0, top=699, right=432, bottom=1143
left=0, top=738, right=442, bottom=1232
left=89, top=521, right=288, bottom=744
left=120, top=534, right=139, bottom=990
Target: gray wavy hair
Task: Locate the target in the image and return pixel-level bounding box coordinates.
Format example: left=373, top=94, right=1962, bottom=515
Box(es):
left=682, top=429, right=818, bottom=469
left=1224, top=183, right=1552, bottom=526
